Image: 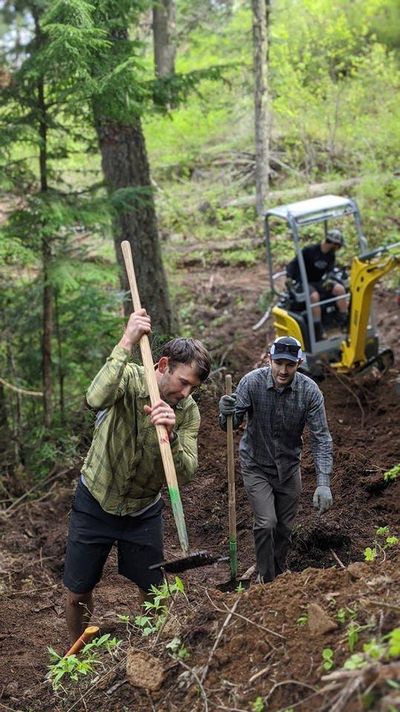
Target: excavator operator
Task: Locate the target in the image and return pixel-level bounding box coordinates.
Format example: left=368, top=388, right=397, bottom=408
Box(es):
left=286, top=229, right=348, bottom=340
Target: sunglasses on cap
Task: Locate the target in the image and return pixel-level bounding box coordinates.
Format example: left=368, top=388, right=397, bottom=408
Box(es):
left=273, top=342, right=300, bottom=356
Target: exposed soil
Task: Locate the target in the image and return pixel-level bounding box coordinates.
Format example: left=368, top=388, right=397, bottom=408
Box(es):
left=0, top=261, right=399, bottom=712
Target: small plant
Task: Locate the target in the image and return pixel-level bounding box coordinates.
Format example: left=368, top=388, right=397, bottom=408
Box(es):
left=343, top=652, right=367, bottom=670
left=364, top=526, right=399, bottom=561
left=385, top=535, right=399, bottom=547
left=296, top=613, right=308, bottom=626
left=134, top=613, right=159, bottom=637
left=336, top=606, right=357, bottom=624
left=386, top=627, right=400, bottom=657
left=251, top=696, right=265, bottom=712
left=364, top=546, right=377, bottom=561
left=166, top=636, right=190, bottom=660
left=134, top=576, right=187, bottom=637
left=48, top=634, right=121, bottom=690
left=363, top=639, right=386, bottom=660
left=235, top=582, right=245, bottom=593
left=383, top=463, right=400, bottom=482
left=321, top=648, right=335, bottom=671
left=376, top=526, right=389, bottom=537
left=116, top=613, right=134, bottom=635
left=347, top=622, right=363, bottom=653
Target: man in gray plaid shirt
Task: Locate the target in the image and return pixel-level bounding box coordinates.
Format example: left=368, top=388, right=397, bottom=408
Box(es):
left=219, top=335, right=333, bottom=583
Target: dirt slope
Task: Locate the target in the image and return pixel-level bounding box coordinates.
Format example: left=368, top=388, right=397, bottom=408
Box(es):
left=0, top=262, right=399, bottom=712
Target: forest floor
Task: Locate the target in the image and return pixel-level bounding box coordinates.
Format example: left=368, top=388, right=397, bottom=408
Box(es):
left=0, top=260, right=400, bottom=712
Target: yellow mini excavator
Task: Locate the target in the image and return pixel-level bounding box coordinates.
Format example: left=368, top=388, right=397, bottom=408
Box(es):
left=257, top=194, right=400, bottom=376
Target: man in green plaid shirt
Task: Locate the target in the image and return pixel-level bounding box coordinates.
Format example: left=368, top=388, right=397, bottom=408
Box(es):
left=63, top=308, right=211, bottom=643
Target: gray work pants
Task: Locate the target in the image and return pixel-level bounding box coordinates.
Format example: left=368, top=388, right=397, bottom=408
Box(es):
left=241, top=464, right=302, bottom=583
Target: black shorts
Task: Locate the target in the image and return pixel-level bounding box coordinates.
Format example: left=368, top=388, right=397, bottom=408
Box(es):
left=309, top=280, right=340, bottom=302
left=63, top=479, right=165, bottom=594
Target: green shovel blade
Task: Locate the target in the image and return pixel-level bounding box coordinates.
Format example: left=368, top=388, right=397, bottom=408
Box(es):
left=168, top=485, right=189, bottom=556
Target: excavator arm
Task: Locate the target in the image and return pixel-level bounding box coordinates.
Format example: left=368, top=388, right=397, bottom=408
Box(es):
left=333, top=245, right=400, bottom=372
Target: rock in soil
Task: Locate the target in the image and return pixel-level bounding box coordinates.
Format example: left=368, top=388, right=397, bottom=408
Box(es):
left=126, top=648, right=165, bottom=691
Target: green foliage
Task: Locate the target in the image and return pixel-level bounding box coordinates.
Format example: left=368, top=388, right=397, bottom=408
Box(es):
left=321, top=647, right=335, bottom=671
left=47, top=633, right=121, bottom=690
left=386, top=627, right=400, bottom=658
left=383, top=463, right=400, bottom=482
left=0, top=268, right=122, bottom=476
left=222, top=248, right=259, bottom=267
left=343, top=652, right=367, bottom=670
left=342, top=626, right=400, bottom=671
left=347, top=622, right=362, bottom=653
left=364, top=526, right=399, bottom=561
left=296, top=613, right=309, bottom=626
left=251, top=697, right=265, bottom=712
left=336, top=606, right=357, bottom=624
left=134, top=577, right=186, bottom=637
left=364, top=547, right=377, bottom=562
left=165, top=636, right=190, bottom=660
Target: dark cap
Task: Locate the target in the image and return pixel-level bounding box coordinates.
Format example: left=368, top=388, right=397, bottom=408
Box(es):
left=326, top=229, right=344, bottom=247
left=270, top=336, right=303, bottom=362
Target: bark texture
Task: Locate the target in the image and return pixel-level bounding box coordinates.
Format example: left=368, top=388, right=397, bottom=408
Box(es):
left=153, top=0, right=176, bottom=77
left=95, top=118, right=173, bottom=337
left=252, top=0, right=270, bottom=216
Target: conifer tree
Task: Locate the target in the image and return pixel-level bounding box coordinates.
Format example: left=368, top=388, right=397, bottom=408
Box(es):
left=0, top=0, right=174, bottom=434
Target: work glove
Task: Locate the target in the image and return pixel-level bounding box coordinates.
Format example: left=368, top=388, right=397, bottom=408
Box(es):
left=313, top=486, right=333, bottom=514
left=219, top=393, right=237, bottom=417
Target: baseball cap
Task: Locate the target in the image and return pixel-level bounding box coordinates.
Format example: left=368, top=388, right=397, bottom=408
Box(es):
left=270, top=336, right=302, bottom=362
left=326, top=229, right=345, bottom=247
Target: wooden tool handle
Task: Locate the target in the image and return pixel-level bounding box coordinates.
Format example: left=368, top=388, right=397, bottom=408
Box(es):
left=121, top=241, right=162, bottom=405
left=64, top=626, right=99, bottom=658
left=121, top=241, right=189, bottom=555
left=225, top=374, right=237, bottom=579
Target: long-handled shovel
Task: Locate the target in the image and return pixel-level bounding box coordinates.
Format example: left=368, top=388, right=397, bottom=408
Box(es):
left=121, top=241, right=228, bottom=574
left=225, top=374, right=238, bottom=580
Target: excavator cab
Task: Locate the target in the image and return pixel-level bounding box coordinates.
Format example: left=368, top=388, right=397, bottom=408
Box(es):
left=262, top=194, right=399, bottom=376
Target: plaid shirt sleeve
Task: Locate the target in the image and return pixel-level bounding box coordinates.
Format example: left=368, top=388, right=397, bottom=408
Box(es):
left=306, top=388, right=333, bottom=487
left=171, top=403, right=200, bottom=485
left=86, top=345, right=133, bottom=410
left=218, top=375, right=250, bottom=431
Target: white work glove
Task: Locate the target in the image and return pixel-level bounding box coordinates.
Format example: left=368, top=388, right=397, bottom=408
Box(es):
left=219, top=393, right=237, bottom=417
left=313, top=486, right=333, bottom=514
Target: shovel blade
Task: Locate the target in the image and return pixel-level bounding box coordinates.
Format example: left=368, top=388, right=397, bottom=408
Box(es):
left=149, top=550, right=229, bottom=574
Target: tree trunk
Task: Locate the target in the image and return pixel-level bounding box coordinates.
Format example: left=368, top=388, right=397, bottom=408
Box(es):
left=54, top=291, right=65, bottom=425
left=252, top=0, right=270, bottom=216
left=153, top=0, right=176, bottom=77
left=42, top=237, right=53, bottom=429
left=0, top=383, right=10, bottom=455
left=95, top=117, right=174, bottom=337
left=37, top=71, right=53, bottom=429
